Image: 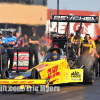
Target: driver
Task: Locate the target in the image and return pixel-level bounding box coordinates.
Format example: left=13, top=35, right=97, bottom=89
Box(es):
left=52, top=50, right=59, bottom=60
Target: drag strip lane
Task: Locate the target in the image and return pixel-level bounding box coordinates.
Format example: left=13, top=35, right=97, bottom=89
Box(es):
left=0, top=77, right=100, bottom=100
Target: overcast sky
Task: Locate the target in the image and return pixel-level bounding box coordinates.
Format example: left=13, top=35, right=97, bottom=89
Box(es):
left=47, top=0, right=100, bottom=12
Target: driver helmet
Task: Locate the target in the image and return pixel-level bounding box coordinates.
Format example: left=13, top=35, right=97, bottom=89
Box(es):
left=52, top=50, right=58, bottom=60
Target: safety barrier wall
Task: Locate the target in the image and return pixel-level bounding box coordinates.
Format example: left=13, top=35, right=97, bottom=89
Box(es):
left=8, top=47, right=29, bottom=71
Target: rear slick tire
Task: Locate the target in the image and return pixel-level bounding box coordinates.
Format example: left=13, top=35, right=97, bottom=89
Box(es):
left=77, top=56, right=95, bottom=84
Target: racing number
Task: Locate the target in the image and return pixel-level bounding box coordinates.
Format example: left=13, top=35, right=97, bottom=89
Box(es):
left=48, top=65, right=58, bottom=79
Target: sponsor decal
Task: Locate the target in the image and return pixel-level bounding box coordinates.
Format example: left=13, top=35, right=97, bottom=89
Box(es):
left=1, top=28, right=16, bottom=31
left=79, top=79, right=81, bottom=81
left=37, top=64, right=48, bottom=69
left=71, top=79, right=78, bottom=81
left=70, top=69, right=83, bottom=82
left=48, top=65, right=59, bottom=79
left=88, top=41, right=91, bottom=44
left=71, top=71, right=81, bottom=78
left=46, top=10, right=100, bottom=44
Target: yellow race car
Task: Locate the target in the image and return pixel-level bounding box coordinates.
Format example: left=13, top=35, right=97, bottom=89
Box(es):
left=0, top=14, right=97, bottom=93
left=1, top=47, right=95, bottom=87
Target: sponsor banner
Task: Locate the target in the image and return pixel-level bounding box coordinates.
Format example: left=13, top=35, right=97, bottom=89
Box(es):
left=8, top=52, right=31, bottom=70
left=1, top=28, right=16, bottom=31
left=70, top=69, right=83, bottom=82
left=46, top=9, right=100, bottom=44
left=0, top=79, right=46, bottom=85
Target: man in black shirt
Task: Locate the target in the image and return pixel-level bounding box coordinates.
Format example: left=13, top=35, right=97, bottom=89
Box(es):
left=95, top=35, right=100, bottom=76
left=29, top=30, right=39, bottom=69
left=6, top=30, right=17, bottom=72
left=0, top=31, right=9, bottom=74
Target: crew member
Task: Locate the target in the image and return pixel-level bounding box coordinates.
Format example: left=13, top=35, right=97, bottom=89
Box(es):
left=39, top=36, right=47, bottom=56
left=71, top=30, right=84, bottom=55
left=70, top=33, right=74, bottom=38
left=0, top=31, right=9, bottom=74
left=6, top=30, right=17, bottom=72
left=94, top=35, right=100, bottom=76
left=78, top=34, right=96, bottom=57
left=29, top=29, right=39, bottom=69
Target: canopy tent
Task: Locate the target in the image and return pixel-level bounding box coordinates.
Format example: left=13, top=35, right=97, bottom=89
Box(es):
left=0, top=3, right=47, bottom=26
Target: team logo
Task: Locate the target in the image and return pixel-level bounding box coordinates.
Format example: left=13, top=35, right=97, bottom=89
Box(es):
left=88, top=41, right=91, bottom=44
left=71, top=71, right=81, bottom=78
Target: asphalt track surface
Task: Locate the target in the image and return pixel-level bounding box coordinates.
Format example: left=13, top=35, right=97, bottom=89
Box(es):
left=0, top=77, right=100, bottom=100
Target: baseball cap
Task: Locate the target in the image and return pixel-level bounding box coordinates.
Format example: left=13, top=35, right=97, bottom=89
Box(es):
left=9, top=30, right=15, bottom=34
left=9, top=29, right=14, bottom=33
left=98, top=35, right=100, bottom=38
left=76, top=30, right=79, bottom=34
left=71, top=33, right=74, bottom=35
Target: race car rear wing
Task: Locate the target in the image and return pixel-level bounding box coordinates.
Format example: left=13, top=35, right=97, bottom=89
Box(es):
left=50, top=15, right=98, bottom=23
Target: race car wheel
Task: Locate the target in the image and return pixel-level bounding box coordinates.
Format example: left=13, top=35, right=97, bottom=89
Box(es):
left=1, top=68, right=9, bottom=79
left=30, top=68, right=40, bottom=94
left=77, top=56, right=95, bottom=84
left=83, top=65, right=94, bottom=84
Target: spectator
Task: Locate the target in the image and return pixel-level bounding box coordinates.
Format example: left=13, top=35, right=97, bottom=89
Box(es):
left=15, top=32, right=24, bottom=47
left=23, top=34, right=29, bottom=47
left=6, top=30, right=17, bottom=72
left=39, top=35, right=47, bottom=54
left=94, top=35, right=100, bottom=76
left=29, top=29, right=39, bottom=69
left=71, top=33, right=74, bottom=38
left=0, top=31, right=9, bottom=74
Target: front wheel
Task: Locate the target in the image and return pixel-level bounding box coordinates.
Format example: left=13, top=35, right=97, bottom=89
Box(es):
left=1, top=68, right=9, bottom=93
left=29, top=68, right=40, bottom=94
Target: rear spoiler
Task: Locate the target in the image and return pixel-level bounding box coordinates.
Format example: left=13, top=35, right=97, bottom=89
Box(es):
left=50, top=15, right=98, bottom=23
